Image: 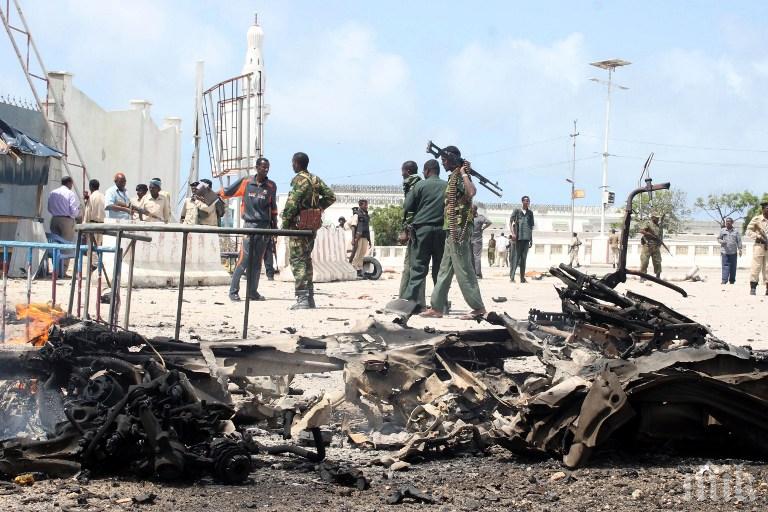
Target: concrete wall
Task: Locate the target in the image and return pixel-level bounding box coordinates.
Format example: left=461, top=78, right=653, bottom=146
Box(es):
left=45, top=73, right=181, bottom=225
left=374, top=235, right=757, bottom=272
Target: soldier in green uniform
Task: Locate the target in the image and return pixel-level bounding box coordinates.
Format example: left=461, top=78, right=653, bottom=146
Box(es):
left=400, top=159, right=447, bottom=307
left=420, top=146, right=486, bottom=319
left=281, top=152, right=336, bottom=309
left=639, top=211, right=663, bottom=279
left=398, top=160, right=425, bottom=306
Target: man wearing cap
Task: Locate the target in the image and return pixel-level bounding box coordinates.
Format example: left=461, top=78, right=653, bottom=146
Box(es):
left=420, top=146, right=486, bottom=320
left=221, top=157, right=277, bottom=302
left=639, top=212, right=663, bottom=279
left=181, top=181, right=218, bottom=226
left=105, top=172, right=133, bottom=220
left=139, top=179, right=171, bottom=222
left=718, top=217, right=742, bottom=285
left=746, top=202, right=768, bottom=295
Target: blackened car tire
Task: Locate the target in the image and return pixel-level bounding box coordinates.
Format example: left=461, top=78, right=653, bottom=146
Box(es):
left=362, top=256, right=382, bottom=280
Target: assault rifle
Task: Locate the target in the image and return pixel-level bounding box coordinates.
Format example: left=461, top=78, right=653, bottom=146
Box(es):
left=641, top=228, right=673, bottom=256
left=426, top=140, right=503, bottom=197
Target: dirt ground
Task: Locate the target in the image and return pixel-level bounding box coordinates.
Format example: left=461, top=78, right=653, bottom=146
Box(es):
left=2, top=263, right=768, bottom=511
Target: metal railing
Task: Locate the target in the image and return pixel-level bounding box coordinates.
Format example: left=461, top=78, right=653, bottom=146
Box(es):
left=1, top=240, right=114, bottom=343
left=72, top=224, right=312, bottom=340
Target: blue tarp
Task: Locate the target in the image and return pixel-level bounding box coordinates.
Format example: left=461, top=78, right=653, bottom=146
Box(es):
left=0, top=117, right=62, bottom=158
left=0, top=117, right=62, bottom=186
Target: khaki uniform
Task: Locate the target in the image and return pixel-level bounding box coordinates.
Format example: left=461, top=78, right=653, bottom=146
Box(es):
left=84, top=190, right=105, bottom=245
left=141, top=193, right=171, bottom=223
left=608, top=233, right=620, bottom=267
left=568, top=236, right=581, bottom=266
left=640, top=220, right=662, bottom=276
left=746, top=214, right=768, bottom=284
left=487, top=237, right=496, bottom=266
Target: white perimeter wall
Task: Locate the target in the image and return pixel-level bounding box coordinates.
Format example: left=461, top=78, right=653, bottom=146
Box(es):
left=43, top=72, right=181, bottom=228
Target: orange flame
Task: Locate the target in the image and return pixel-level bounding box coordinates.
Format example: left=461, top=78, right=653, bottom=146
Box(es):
left=9, top=303, right=65, bottom=346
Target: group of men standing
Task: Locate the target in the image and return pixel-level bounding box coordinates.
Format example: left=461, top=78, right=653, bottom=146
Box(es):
left=397, top=147, right=486, bottom=319
left=219, top=152, right=336, bottom=309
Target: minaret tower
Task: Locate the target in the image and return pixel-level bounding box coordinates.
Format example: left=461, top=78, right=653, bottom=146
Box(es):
left=241, top=14, right=267, bottom=166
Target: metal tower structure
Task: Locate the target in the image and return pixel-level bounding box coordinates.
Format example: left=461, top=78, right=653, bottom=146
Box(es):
left=0, top=0, right=90, bottom=196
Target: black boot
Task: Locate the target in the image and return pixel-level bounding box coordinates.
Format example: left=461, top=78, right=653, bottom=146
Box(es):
left=765, top=284, right=768, bottom=296
left=290, top=291, right=313, bottom=310
left=750, top=281, right=757, bottom=295
left=307, top=285, right=316, bottom=308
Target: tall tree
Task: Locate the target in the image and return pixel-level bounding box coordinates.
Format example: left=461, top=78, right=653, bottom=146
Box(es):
left=742, top=192, right=768, bottom=234
left=629, top=189, right=691, bottom=237
left=369, top=204, right=403, bottom=246
left=694, top=191, right=759, bottom=227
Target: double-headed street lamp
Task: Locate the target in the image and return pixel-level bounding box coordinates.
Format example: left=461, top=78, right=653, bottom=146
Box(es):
left=589, top=58, right=630, bottom=238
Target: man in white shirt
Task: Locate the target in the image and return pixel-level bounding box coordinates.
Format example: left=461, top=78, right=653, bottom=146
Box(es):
left=47, top=175, right=81, bottom=276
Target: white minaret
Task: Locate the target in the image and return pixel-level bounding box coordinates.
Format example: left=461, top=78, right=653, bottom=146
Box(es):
left=240, top=14, right=267, bottom=166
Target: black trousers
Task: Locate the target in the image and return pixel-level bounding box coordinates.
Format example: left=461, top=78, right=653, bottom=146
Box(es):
left=510, top=240, right=531, bottom=280
left=402, top=225, right=445, bottom=302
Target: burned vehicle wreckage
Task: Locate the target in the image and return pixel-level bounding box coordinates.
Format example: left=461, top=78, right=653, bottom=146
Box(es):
left=1, top=178, right=768, bottom=485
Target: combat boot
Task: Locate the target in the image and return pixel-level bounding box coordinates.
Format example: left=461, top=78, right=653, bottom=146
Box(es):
left=307, top=285, right=316, bottom=308
left=750, top=281, right=757, bottom=295
left=290, top=290, right=313, bottom=310
left=765, top=283, right=768, bottom=296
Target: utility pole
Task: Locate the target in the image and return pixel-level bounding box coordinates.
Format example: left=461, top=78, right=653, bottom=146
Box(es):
left=568, top=120, right=579, bottom=234
left=589, top=59, right=630, bottom=238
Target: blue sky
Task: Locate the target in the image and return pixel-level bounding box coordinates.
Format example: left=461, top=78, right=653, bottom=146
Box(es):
left=2, top=1, right=767, bottom=206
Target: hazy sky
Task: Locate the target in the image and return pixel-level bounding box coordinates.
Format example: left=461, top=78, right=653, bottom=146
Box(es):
left=2, top=1, right=767, bottom=205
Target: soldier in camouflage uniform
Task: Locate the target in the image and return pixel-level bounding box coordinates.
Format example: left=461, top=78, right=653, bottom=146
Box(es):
left=398, top=160, right=425, bottom=306
left=420, top=146, right=486, bottom=319
left=639, top=212, right=663, bottom=280
left=281, top=152, right=336, bottom=309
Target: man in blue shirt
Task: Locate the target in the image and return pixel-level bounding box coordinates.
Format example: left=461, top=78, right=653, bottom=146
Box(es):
left=718, top=217, right=743, bottom=285
left=104, top=172, right=133, bottom=220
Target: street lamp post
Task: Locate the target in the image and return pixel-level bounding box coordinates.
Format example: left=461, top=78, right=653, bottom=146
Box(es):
left=568, top=119, right=579, bottom=234
left=589, top=59, right=630, bottom=238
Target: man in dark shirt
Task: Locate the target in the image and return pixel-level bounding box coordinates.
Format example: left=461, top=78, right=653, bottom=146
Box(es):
left=510, top=195, right=535, bottom=283
left=400, top=159, right=447, bottom=306
left=220, top=157, right=277, bottom=301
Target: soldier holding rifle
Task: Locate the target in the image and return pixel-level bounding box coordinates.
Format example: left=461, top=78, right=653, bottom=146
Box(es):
left=639, top=211, right=664, bottom=280
left=746, top=201, right=768, bottom=296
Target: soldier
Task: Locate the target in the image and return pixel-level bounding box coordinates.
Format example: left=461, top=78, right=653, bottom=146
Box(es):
left=470, top=205, right=492, bottom=278
left=487, top=233, right=496, bottom=267
left=348, top=199, right=371, bottom=277
left=398, top=161, right=423, bottom=303
left=608, top=228, right=620, bottom=268
left=281, top=152, right=336, bottom=309
left=220, top=157, right=277, bottom=301
left=746, top=202, right=768, bottom=295
left=639, top=212, right=663, bottom=279
left=400, top=159, right=447, bottom=308
left=509, top=196, right=534, bottom=283
left=420, top=146, right=486, bottom=319
left=568, top=232, right=582, bottom=267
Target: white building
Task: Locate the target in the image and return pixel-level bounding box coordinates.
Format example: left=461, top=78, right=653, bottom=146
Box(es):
left=46, top=72, right=181, bottom=212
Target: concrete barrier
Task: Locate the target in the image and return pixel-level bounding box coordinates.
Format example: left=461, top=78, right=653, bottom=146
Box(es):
left=101, top=220, right=230, bottom=287
left=277, top=226, right=357, bottom=283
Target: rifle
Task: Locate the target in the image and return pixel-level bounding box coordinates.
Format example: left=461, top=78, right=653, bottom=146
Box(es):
left=751, top=221, right=768, bottom=248
left=426, top=140, right=503, bottom=197
left=641, top=229, right=672, bottom=256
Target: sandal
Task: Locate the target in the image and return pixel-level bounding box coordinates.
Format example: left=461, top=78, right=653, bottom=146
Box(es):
left=419, top=308, right=443, bottom=318
left=460, top=309, right=487, bottom=320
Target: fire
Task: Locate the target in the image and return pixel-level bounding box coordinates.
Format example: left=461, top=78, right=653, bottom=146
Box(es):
left=9, top=303, right=65, bottom=346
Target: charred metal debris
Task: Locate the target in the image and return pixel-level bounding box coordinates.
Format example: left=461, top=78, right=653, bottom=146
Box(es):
left=340, top=264, right=768, bottom=468
left=0, top=320, right=343, bottom=482
left=2, top=262, right=768, bottom=485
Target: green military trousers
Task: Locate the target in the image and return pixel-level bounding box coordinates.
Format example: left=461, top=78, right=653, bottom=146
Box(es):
left=430, top=234, right=485, bottom=313
left=289, top=236, right=315, bottom=293
left=402, top=225, right=444, bottom=305
left=640, top=244, right=662, bottom=275
left=399, top=242, right=426, bottom=306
